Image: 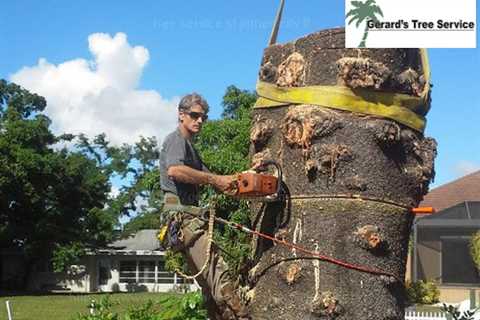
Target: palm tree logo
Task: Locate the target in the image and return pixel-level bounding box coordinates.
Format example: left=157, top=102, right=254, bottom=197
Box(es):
left=346, top=0, right=384, bottom=47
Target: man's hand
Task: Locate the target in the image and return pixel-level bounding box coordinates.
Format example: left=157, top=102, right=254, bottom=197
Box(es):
left=211, top=175, right=237, bottom=194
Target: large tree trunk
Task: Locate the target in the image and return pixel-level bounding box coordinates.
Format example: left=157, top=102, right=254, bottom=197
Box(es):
left=243, top=28, right=436, bottom=320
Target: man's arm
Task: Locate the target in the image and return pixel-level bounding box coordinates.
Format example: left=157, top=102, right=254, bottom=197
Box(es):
left=167, top=165, right=234, bottom=192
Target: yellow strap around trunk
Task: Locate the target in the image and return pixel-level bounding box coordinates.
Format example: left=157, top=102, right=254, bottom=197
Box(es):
left=255, top=49, right=431, bottom=133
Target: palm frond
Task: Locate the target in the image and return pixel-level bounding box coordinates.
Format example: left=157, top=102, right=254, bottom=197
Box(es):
left=350, top=1, right=363, bottom=8
left=348, top=16, right=359, bottom=25
left=346, top=8, right=360, bottom=18
left=346, top=9, right=356, bottom=18
left=372, top=6, right=384, bottom=17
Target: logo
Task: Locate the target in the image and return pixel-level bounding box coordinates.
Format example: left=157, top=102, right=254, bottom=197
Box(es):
left=346, top=0, right=384, bottom=47
left=345, top=0, right=476, bottom=48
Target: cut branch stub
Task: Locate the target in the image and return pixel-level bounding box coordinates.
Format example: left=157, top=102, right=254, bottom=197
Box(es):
left=310, top=291, right=343, bottom=318
left=336, top=57, right=391, bottom=90
left=282, top=105, right=342, bottom=153
left=276, top=52, right=306, bottom=87
left=396, top=68, right=424, bottom=96
left=353, top=225, right=384, bottom=250
left=369, top=120, right=402, bottom=147
left=251, top=118, right=274, bottom=152
left=285, top=262, right=302, bottom=285
left=259, top=60, right=278, bottom=83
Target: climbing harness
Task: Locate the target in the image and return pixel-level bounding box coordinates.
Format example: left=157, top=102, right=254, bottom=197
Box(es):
left=174, top=207, right=216, bottom=280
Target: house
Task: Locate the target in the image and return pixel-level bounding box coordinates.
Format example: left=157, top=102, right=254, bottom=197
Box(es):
left=412, top=170, right=480, bottom=303
left=1, top=230, right=197, bottom=293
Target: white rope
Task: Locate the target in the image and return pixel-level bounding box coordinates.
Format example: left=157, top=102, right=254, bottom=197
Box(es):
left=312, top=243, right=321, bottom=303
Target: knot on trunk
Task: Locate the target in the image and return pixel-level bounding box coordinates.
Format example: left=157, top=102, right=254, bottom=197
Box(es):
left=310, top=291, right=343, bottom=318
left=251, top=118, right=274, bottom=152
left=353, top=225, right=384, bottom=250
left=369, top=120, right=402, bottom=147
left=276, top=52, right=306, bottom=87
left=401, top=130, right=437, bottom=195
left=259, top=61, right=278, bottom=83
left=336, top=57, right=391, bottom=90
left=396, top=68, right=425, bottom=96
left=282, top=106, right=342, bottom=154
left=278, top=262, right=302, bottom=285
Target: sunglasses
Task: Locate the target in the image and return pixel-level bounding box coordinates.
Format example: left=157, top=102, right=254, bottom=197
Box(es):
left=186, top=111, right=208, bottom=121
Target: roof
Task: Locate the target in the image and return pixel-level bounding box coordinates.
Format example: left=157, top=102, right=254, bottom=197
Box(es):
left=417, top=201, right=480, bottom=227
left=420, top=170, right=480, bottom=211
left=108, top=229, right=162, bottom=251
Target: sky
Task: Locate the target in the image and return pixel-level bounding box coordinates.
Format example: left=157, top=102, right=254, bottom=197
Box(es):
left=0, top=0, right=479, bottom=190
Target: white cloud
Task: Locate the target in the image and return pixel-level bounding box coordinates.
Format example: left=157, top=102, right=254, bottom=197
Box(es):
left=109, top=186, right=121, bottom=199
left=10, top=32, right=178, bottom=145
left=453, top=160, right=480, bottom=177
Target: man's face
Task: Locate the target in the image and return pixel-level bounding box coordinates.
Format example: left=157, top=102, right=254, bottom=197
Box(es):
left=179, top=104, right=207, bottom=135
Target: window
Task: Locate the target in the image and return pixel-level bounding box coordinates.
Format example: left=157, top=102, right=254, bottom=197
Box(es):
left=99, top=266, right=109, bottom=285
left=139, top=261, right=155, bottom=283
left=118, top=259, right=193, bottom=285
left=442, top=239, right=480, bottom=284
left=157, top=261, right=175, bottom=284
left=119, top=261, right=137, bottom=283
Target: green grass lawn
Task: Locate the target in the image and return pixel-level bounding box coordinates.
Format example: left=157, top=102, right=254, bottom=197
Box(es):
left=0, top=292, right=173, bottom=320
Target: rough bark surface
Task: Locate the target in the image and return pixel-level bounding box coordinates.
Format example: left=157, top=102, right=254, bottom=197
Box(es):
left=243, top=28, right=436, bottom=320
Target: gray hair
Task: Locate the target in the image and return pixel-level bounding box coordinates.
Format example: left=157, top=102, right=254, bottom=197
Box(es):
left=178, top=93, right=209, bottom=114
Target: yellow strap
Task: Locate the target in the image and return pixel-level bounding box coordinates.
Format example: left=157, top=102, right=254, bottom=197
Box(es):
left=419, top=48, right=431, bottom=112
left=255, top=49, right=431, bottom=133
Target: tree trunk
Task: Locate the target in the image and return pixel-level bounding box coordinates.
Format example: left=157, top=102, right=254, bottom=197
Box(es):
left=244, top=28, right=436, bottom=320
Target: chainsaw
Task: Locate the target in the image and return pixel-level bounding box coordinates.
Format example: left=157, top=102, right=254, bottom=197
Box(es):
left=233, top=160, right=283, bottom=201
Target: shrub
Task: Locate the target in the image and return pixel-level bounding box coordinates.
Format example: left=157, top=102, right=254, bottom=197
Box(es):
left=406, top=280, right=440, bottom=305
left=470, top=231, right=480, bottom=271
left=124, top=300, right=159, bottom=320
left=74, top=296, right=160, bottom=320
left=157, top=292, right=208, bottom=320
left=74, top=296, right=119, bottom=320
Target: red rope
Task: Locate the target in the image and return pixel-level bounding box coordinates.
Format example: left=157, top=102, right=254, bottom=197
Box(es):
left=215, top=216, right=400, bottom=282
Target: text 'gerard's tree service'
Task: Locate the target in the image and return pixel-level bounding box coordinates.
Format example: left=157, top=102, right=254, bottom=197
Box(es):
left=367, top=19, right=475, bottom=30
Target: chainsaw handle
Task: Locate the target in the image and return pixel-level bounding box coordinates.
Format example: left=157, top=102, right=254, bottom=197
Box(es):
left=254, top=160, right=283, bottom=196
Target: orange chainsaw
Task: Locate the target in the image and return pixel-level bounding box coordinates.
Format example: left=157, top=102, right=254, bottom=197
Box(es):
left=234, top=160, right=282, bottom=199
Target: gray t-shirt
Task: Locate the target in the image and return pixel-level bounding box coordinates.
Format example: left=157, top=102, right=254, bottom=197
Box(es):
left=159, top=128, right=209, bottom=205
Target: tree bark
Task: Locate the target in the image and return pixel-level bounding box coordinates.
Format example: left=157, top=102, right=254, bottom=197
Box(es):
left=244, top=28, right=436, bottom=320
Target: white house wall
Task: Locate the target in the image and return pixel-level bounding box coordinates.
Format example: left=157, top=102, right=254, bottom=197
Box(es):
left=20, top=253, right=197, bottom=293
left=28, top=256, right=91, bottom=293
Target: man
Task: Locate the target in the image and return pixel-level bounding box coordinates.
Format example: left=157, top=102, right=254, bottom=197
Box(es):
left=159, top=93, right=248, bottom=319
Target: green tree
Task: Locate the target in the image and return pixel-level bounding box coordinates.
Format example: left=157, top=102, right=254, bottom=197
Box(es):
left=194, top=85, right=256, bottom=276
left=0, top=80, right=116, bottom=287
left=346, top=0, right=383, bottom=47
left=124, top=85, right=256, bottom=242
left=470, top=231, right=480, bottom=271
left=76, top=134, right=162, bottom=219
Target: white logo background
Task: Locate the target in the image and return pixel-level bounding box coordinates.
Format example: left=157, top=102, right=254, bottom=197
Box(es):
left=345, top=0, right=476, bottom=48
